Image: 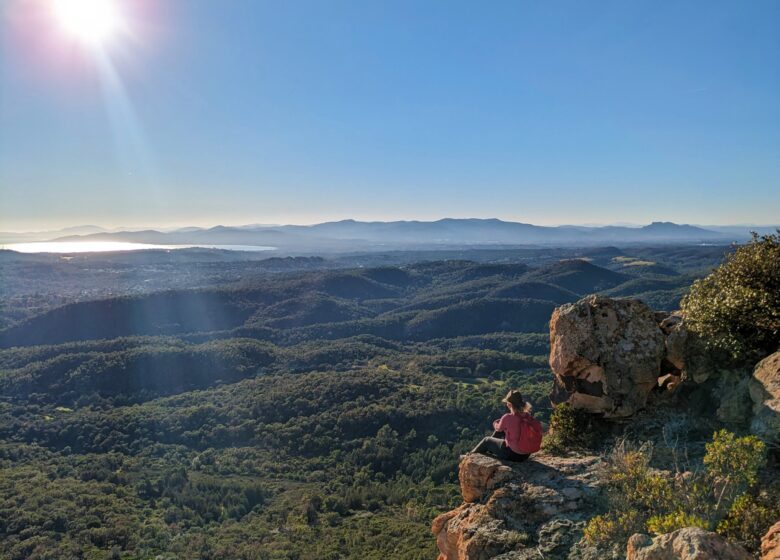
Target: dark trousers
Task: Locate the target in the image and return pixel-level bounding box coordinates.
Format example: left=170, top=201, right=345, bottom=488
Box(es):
left=471, top=431, right=529, bottom=462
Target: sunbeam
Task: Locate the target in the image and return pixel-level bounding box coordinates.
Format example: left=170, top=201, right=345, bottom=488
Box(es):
left=93, top=49, right=161, bottom=205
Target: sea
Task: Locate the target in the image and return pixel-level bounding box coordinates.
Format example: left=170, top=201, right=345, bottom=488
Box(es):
left=2, top=242, right=276, bottom=254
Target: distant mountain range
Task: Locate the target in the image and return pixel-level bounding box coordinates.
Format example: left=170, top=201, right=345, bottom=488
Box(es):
left=0, top=225, right=107, bottom=243
left=2, top=219, right=777, bottom=250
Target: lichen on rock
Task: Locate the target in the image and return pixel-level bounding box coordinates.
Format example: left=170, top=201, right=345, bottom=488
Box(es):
left=626, top=527, right=752, bottom=560
left=761, top=520, right=780, bottom=560
left=432, top=453, right=604, bottom=560
left=749, top=350, right=780, bottom=445
left=549, top=295, right=666, bottom=418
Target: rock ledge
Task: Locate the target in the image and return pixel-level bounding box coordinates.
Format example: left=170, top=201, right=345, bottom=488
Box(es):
left=432, top=452, right=603, bottom=560
left=626, top=527, right=752, bottom=560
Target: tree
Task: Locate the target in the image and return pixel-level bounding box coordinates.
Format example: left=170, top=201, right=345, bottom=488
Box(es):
left=681, top=232, right=780, bottom=363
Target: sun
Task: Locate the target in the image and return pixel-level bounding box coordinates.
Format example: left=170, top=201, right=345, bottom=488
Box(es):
left=52, top=0, right=122, bottom=47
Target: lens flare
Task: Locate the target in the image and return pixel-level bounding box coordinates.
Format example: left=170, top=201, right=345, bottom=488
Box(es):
left=52, top=0, right=121, bottom=46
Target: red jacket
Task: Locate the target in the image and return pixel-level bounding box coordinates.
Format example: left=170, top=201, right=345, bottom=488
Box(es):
left=493, top=412, right=542, bottom=454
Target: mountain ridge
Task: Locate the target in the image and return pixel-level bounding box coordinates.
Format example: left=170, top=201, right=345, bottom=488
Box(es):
left=38, top=219, right=758, bottom=250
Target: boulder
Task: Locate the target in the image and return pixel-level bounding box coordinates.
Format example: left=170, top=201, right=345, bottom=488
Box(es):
left=658, top=314, right=716, bottom=385
left=749, top=351, right=780, bottom=444
left=658, top=312, right=686, bottom=373
left=457, top=452, right=514, bottom=503
left=549, top=296, right=665, bottom=418
left=626, top=527, right=752, bottom=560
left=761, top=521, right=780, bottom=560
left=432, top=453, right=603, bottom=560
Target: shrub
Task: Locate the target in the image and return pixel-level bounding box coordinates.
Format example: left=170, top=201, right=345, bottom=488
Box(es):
left=542, top=403, right=602, bottom=453
left=703, top=429, right=766, bottom=516
left=646, top=511, right=708, bottom=535
left=583, top=514, right=615, bottom=545
left=584, top=510, right=643, bottom=545
left=681, top=232, right=780, bottom=363
left=716, top=493, right=778, bottom=552
left=584, top=431, right=769, bottom=550
left=606, top=444, right=673, bottom=512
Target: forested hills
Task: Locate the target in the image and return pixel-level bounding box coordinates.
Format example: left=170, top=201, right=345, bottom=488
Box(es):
left=0, top=246, right=733, bottom=559
left=0, top=256, right=707, bottom=349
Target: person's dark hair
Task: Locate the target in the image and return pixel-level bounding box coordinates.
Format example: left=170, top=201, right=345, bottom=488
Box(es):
left=502, top=389, right=532, bottom=413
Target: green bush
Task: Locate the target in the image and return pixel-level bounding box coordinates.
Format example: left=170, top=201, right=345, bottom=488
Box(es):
left=703, top=429, right=766, bottom=516
left=717, top=493, right=779, bottom=552
left=606, top=444, right=673, bottom=512
left=646, top=511, right=709, bottom=535
left=681, top=232, right=780, bottom=363
left=542, top=403, right=602, bottom=454
left=584, top=431, right=769, bottom=549
left=584, top=511, right=643, bottom=545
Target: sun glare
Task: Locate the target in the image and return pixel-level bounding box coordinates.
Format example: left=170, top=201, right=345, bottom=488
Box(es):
left=52, top=0, right=122, bottom=46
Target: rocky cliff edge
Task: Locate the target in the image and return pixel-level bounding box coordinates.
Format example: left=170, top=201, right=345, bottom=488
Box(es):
left=432, top=452, right=604, bottom=560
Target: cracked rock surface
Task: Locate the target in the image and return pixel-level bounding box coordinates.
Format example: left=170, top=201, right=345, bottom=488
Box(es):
left=432, top=453, right=605, bottom=560
left=549, top=295, right=668, bottom=418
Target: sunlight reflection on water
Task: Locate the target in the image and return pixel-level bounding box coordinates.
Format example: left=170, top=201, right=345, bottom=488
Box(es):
left=2, top=242, right=277, bottom=254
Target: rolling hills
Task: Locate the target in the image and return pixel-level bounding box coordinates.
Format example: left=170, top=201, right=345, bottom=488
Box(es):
left=0, top=257, right=701, bottom=349
left=0, top=248, right=734, bottom=558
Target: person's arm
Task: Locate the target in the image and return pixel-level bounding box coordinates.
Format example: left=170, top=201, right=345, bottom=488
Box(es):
left=493, top=414, right=508, bottom=431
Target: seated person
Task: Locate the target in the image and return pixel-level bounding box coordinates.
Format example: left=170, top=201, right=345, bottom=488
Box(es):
left=470, top=389, right=542, bottom=462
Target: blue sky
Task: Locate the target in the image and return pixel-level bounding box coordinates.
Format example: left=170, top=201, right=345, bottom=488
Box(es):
left=1, top=0, right=778, bottom=230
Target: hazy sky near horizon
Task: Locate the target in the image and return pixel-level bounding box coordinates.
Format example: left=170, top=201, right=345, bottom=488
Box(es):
left=1, top=0, right=779, bottom=231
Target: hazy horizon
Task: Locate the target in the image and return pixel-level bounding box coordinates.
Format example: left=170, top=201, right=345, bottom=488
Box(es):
left=3, top=216, right=780, bottom=235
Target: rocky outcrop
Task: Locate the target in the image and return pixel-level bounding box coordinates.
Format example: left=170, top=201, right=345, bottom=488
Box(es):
left=749, top=351, right=780, bottom=444
left=626, top=528, right=752, bottom=560
left=546, top=295, right=763, bottom=419
left=761, top=521, right=780, bottom=560
left=457, top=453, right=515, bottom=503
left=549, top=296, right=666, bottom=418
left=659, top=314, right=722, bottom=385
left=658, top=312, right=686, bottom=374
left=432, top=453, right=603, bottom=560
